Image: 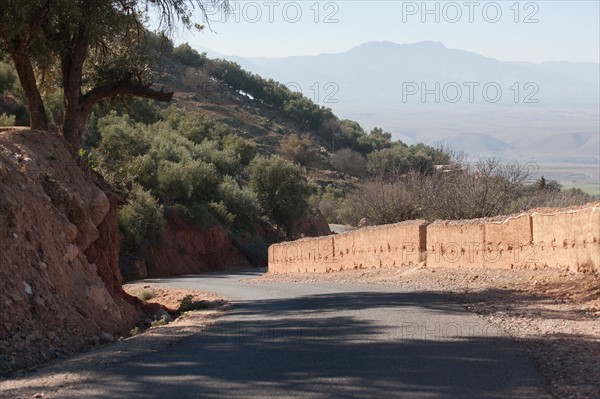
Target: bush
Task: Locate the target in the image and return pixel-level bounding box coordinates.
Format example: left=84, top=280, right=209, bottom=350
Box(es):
left=218, top=176, right=260, bottom=229
left=0, top=62, right=15, bottom=93
left=174, top=202, right=218, bottom=228
left=222, top=134, right=257, bottom=166
left=151, top=315, right=169, bottom=327
left=278, top=133, right=318, bottom=166
left=346, top=178, right=424, bottom=226
left=118, top=184, right=165, bottom=255
left=0, top=113, right=15, bottom=127
left=207, top=200, right=235, bottom=227
left=137, top=289, right=156, bottom=301
left=129, top=326, right=140, bottom=336
left=177, top=295, right=208, bottom=313
left=330, top=148, right=368, bottom=177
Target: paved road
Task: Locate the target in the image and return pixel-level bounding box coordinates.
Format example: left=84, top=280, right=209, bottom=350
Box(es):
left=65, top=270, right=552, bottom=398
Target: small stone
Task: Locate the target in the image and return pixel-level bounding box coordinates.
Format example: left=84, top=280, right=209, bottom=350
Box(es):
left=63, top=244, right=80, bottom=263
left=34, top=392, right=45, bottom=398
left=64, top=223, right=78, bottom=243
left=38, top=262, right=47, bottom=270
left=89, top=189, right=110, bottom=226
left=23, top=281, right=33, bottom=296
left=11, top=232, right=18, bottom=239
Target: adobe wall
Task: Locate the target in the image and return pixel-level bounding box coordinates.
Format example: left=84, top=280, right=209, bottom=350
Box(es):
left=268, top=220, right=428, bottom=274
left=426, top=214, right=534, bottom=270
left=530, top=205, right=599, bottom=272
left=268, top=203, right=599, bottom=274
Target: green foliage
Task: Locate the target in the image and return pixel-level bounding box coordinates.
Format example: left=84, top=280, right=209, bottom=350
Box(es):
left=278, top=133, right=319, bottom=166
left=177, top=295, right=208, bottom=313
left=151, top=315, right=169, bottom=327
left=249, top=155, right=311, bottom=236
left=172, top=43, right=207, bottom=68
left=129, top=326, right=140, bottom=337
left=207, top=200, right=235, bottom=227
left=174, top=202, right=218, bottom=228
left=222, top=134, right=257, bottom=166
left=205, top=58, right=334, bottom=133
left=0, top=61, right=15, bottom=93
left=117, top=184, right=165, bottom=255
left=367, top=143, right=438, bottom=180
left=310, top=185, right=347, bottom=223
left=43, top=90, right=64, bottom=127
left=137, top=289, right=156, bottom=301
left=160, top=106, right=225, bottom=144
left=218, top=176, right=260, bottom=230
left=0, top=113, right=15, bottom=127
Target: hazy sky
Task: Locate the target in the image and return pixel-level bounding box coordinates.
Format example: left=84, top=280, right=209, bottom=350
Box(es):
left=178, top=0, right=600, bottom=63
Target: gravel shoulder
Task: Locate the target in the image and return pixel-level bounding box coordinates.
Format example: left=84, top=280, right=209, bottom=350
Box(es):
left=250, top=266, right=600, bottom=399
left=0, top=285, right=230, bottom=399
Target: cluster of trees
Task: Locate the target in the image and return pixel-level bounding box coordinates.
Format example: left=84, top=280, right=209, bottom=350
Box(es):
left=84, top=103, right=312, bottom=254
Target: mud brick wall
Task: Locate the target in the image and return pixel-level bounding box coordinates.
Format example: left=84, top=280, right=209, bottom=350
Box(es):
left=268, top=203, right=599, bottom=274
left=426, top=214, right=534, bottom=270
left=530, top=206, right=599, bottom=272
left=268, top=221, right=428, bottom=274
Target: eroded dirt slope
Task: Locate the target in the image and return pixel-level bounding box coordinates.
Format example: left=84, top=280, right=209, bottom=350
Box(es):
left=0, top=128, right=145, bottom=375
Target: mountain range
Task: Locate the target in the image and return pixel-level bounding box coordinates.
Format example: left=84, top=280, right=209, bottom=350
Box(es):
left=198, top=41, right=600, bottom=164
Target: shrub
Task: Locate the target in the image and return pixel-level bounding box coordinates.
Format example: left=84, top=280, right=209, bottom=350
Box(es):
left=218, top=176, right=260, bottom=229
left=278, top=133, right=318, bottom=166
left=118, top=184, right=165, bottom=255
left=136, top=289, right=156, bottom=301
left=207, top=200, right=235, bottom=227
left=151, top=315, right=169, bottom=327
left=330, top=148, right=368, bottom=177
left=177, top=295, right=208, bottom=313
left=0, top=113, right=15, bottom=127
left=222, top=134, right=257, bottom=166
left=0, top=62, right=15, bottom=93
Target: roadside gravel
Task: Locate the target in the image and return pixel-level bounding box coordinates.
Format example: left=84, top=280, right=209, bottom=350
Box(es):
left=250, top=266, right=600, bottom=399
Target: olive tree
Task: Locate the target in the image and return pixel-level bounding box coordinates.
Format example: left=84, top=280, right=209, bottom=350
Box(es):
left=248, top=155, right=311, bottom=238
left=0, top=0, right=228, bottom=150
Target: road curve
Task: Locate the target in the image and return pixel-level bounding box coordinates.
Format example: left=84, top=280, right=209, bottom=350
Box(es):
left=65, top=270, right=552, bottom=398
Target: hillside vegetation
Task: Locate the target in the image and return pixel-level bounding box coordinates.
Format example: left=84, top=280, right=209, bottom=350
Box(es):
left=1, top=34, right=595, bottom=267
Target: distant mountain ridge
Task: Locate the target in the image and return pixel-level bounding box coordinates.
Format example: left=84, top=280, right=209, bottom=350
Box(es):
left=197, top=41, right=599, bottom=163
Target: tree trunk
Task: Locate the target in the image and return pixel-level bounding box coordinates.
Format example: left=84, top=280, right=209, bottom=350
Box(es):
left=61, top=99, right=91, bottom=151
left=11, top=51, right=48, bottom=131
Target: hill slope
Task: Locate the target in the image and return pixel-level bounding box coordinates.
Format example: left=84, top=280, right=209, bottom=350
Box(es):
left=0, top=129, right=150, bottom=375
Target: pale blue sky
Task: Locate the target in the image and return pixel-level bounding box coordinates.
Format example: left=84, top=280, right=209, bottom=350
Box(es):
left=177, top=1, right=600, bottom=62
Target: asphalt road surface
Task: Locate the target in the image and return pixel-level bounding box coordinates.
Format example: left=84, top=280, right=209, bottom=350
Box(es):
left=61, top=270, right=553, bottom=398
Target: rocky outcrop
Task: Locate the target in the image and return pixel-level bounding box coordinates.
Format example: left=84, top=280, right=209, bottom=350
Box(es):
left=296, top=209, right=332, bottom=238
left=0, top=129, right=145, bottom=375
left=120, top=209, right=254, bottom=280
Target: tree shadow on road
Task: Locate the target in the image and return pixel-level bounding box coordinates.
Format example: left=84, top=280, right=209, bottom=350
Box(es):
left=5, top=290, right=578, bottom=399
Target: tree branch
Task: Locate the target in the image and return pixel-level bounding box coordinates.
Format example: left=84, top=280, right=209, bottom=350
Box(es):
left=84, top=81, right=173, bottom=108
left=23, top=0, right=53, bottom=49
